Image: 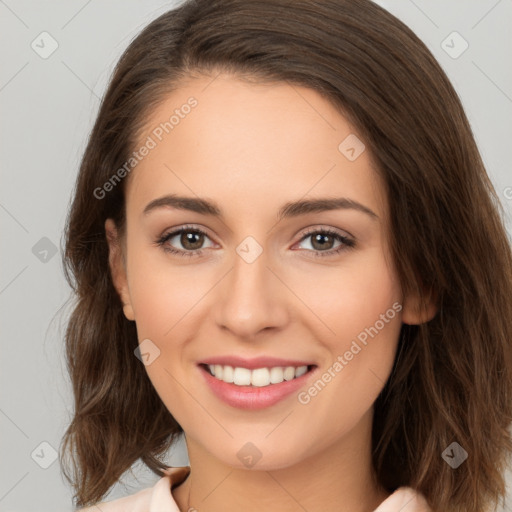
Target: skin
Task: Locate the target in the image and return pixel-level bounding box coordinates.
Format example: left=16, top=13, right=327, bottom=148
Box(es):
left=106, top=72, right=436, bottom=512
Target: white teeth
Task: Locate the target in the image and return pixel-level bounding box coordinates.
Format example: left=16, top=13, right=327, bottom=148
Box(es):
left=269, top=367, right=284, bottom=384
left=295, top=365, right=308, bottom=378
left=283, top=366, right=295, bottom=381
left=233, top=367, right=252, bottom=385
left=222, top=365, right=234, bottom=383
left=206, top=364, right=310, bottom=387
left=251, top=368, right=270, bottom=387
left=214, top=364, right=223, bottom=379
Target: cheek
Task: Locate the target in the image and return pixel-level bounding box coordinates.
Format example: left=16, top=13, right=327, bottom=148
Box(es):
left=339, top=251, right=403, bottom=378
left=125, top=248, right=205, bottom=404
left=313, top=314, right=402, bottom=448
left=125, top=242, right=204, bottom=336
left=291, top=247, right=402, bottom=411
left=288, top=246, right=401, bottom=341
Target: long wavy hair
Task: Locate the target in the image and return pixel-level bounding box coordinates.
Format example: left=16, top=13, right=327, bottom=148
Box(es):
left=59, top=0, right=512, bottom=510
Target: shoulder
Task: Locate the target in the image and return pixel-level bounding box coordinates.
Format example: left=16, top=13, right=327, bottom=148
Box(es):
left=79, top=486, right=153, bottom=512
left=78, top=466, right=190, bottom=512
left=374, top=486, right=431, bottom=512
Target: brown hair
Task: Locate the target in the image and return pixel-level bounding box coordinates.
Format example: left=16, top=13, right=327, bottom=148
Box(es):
left=60, top=1, right=512, bottom=510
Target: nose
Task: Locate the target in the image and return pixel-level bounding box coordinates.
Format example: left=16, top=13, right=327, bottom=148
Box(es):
left=213, top=243, right=289, bottom=339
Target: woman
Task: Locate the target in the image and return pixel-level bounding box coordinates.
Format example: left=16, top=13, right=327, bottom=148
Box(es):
left=60, top=1, right=512, bottom=511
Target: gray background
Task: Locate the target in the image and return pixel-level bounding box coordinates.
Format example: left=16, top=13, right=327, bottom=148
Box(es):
left=1, top=0, right=511, bottom=510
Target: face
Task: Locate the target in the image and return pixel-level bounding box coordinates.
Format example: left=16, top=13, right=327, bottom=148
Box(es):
left=107, top=72, right=430, bottom=471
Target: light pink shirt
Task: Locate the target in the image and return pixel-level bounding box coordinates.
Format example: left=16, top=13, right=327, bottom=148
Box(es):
left=80, top=466, right=431, bottom=511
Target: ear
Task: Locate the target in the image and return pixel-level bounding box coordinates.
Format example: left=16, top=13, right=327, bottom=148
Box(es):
left=105, top=218, right=135, bottom=321
left=401, top=288, right=438, bottom=325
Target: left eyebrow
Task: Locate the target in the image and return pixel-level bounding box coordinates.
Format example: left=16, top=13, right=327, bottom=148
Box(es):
left=277, top=197, right=378, bottom=221
left=142, top=194, right=379, bottom=221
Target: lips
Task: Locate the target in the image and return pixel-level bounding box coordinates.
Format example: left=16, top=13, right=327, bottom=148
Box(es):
left=197, top=356, right=319, bottom=410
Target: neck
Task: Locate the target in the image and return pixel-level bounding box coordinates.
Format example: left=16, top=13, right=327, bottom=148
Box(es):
left=173, top=409, right=390, bottom=512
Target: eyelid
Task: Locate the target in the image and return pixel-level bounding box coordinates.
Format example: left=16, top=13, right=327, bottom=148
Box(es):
left=292, top=225, right=356, bottom=256
left=159, top=223, right=216, bottom=241
left=158, top=224, right=352, bottom=245
left=297, top=224, right=355, bottom=241
left=156, top=223, right=356, bottom=257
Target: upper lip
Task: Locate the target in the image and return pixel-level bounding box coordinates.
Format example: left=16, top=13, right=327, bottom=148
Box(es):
left=198, top=355, right=316, bottom=370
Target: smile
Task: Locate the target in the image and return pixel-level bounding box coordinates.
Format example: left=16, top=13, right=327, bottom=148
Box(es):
left=204, top=364, right=314, bottom=387
left=198, top=363, right=318, bottom=410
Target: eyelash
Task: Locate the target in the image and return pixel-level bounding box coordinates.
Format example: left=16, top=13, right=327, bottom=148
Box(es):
left=155, top=224, right=356, bottom=258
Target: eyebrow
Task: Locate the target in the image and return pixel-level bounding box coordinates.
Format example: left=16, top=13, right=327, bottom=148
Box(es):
left=143, top=194, right=379, bottom=221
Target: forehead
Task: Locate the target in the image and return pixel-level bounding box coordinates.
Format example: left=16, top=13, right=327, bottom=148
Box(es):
left=126, top=73, right=387, bottom=222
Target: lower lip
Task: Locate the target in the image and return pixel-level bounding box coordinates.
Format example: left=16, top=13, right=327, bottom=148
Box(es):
left=198, top=364, right=317, bottom=410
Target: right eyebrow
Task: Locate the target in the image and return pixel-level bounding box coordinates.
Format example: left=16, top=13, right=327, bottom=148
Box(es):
left=143, top=194, right=221, bottom=217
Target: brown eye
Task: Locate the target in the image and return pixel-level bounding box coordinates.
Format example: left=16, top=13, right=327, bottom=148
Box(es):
left=310, top=232, right=336, bottom=251
left=156, top=226, right=215, bottom=257
left=180, top=230, right=205, bottom=250
left=296, top=228, right=356, bottom=257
